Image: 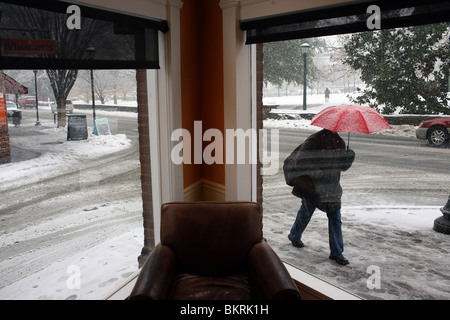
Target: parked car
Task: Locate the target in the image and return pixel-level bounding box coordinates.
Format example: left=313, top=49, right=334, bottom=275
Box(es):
left=6, top=101, right=21, bottom=126
left=18, top=96, right=37, bottom=109
left=415, top=117, right=450, bottom=146
left=51, top=100, right=74, bottom=114
left=6, top=101, right=18, bottom=117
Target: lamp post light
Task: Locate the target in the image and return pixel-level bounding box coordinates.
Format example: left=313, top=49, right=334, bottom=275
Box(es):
left=85, top=46, right=96, bottom=133
left=33, top=69, right=40, bottom=126
left=301, top=43, right=310, bottom=111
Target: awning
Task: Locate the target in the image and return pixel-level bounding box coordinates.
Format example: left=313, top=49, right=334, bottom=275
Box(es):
left=3, top=73, right=28, bottom=95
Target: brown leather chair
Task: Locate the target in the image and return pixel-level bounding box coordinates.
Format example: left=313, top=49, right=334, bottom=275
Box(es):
left=129, top=201, right=300, bottom=300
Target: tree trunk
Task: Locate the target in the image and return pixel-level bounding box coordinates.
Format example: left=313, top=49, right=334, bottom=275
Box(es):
left=56, top=96, right=66, bottom=128
left=46, top=69, right=77, bottom=128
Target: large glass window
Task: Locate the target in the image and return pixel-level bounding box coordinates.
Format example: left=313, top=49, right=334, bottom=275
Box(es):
left=249, top=2, right=450, bottom=299
left=0, top=69, right=144, bottom=299
left=0, top=0, right=162, bottom=300
left=261, top=25, right=449, bottom=299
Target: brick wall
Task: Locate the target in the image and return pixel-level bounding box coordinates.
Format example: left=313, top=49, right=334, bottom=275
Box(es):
left=0, top=70, right=11, bottom=164
left=136, top=69, right=154, bottom=267
left=0, top=127, right=11, bottom=164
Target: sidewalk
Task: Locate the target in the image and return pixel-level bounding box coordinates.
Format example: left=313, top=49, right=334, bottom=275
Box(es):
left=263, top=200, right=449, bottom=300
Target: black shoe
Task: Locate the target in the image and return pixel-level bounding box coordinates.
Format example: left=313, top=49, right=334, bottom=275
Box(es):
left=329, top=256, right=349, bottom=266
left=288, top=235, right=305, bottom=248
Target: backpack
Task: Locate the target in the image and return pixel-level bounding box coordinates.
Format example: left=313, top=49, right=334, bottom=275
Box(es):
left=283, top=143, right=355, bottom=187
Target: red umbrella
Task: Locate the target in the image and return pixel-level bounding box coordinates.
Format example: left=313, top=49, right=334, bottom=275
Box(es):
left=311, top=104, right=391, bottom=147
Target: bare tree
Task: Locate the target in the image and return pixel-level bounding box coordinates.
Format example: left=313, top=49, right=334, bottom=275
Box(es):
left=76, top=69, right=136, bottom=104
left=16, top=6, right=104, bottom=127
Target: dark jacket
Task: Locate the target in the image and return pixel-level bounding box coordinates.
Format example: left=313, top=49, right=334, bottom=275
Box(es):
left=283, top=129, right=355, bottom=212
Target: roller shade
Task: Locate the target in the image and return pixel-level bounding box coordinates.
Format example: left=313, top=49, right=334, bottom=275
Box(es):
left=0, top=0, right=168, bottom=69
left=240, top=0, right=450, bottom=44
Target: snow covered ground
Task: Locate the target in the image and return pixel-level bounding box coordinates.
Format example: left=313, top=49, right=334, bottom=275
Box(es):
left=262, top=93, right=449, bottom=300
left=263, top=92, right=422, bottom=138
left=0, top=109, right=143, bottom=300
left=0, top=98, right=448, bottom=300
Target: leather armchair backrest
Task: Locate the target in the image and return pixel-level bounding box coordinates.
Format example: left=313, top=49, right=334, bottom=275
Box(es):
left=161, top=202, right=263, bottom=277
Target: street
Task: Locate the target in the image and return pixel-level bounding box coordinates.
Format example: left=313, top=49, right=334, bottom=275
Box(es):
left=0, top=107, right=142, bottom=293
left=267, top=128, right=450, bottom=207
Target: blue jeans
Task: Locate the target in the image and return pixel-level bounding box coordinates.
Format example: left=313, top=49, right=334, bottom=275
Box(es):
left=289, top=198, right=345, bottom=258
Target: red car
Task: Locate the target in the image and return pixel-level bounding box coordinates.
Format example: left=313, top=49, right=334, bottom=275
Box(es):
left=416, top=117, right=450, bottom=146
left=18, top=96, right=37, bottom=109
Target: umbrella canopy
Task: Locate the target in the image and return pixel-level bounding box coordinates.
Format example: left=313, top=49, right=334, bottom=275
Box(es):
left=311, top=104, right=391, bottom=134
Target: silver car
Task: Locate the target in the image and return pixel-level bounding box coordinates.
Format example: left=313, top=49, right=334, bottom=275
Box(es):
left=6, top=101, right=18, bottom=117
left=51, top=100, right=74, bottom=114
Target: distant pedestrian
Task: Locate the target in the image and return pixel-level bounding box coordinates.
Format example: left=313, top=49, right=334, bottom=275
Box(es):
left=324, top=88, right=330, bottom=102
left=283, top=129, right=355, bottom=265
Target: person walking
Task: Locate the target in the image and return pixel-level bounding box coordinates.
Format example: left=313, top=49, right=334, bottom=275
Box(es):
left=283, top=129, right=355, bottom=265
left=324, top=88, right=330, bottom=102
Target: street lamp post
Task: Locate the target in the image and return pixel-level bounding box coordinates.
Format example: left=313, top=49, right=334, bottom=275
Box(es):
left=85, top=47, right=96, bottom=133
left=90, top=68, right=96, bottom=133
left=33, top=70, right=40, bottom=126
left=301, top=43, right=310, bottom=111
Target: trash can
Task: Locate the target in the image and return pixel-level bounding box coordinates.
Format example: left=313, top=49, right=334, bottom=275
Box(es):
left=12, top=110, right=21, bottom=126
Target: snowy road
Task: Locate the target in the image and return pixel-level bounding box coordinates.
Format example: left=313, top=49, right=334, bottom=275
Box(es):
left=0, top=109, right=143, bottom=293
left=271, top=127, right=450, bottom=206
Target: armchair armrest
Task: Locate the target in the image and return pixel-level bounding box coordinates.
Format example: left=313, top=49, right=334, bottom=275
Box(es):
left=248, top=242, right=301, bottom=300
left=129, top=243, right=176, bottom=300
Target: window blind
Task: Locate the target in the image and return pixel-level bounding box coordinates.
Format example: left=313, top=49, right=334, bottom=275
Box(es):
left=240, top=0, right=450, bottom=44
left=0, top=0, right=168, bottom=69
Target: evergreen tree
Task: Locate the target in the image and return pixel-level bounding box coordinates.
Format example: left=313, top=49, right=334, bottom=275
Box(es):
left=344, top=23, right=450, bottom=115
left=263, top=38, right=325, bottom=94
